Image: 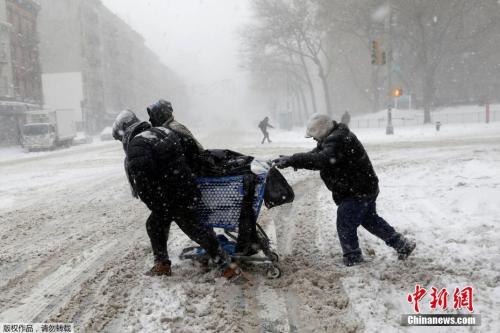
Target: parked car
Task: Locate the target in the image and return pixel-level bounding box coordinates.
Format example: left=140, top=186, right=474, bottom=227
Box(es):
left=100, top=126, right=113, bottom=141
left=73, top=132, right=94, bottom=145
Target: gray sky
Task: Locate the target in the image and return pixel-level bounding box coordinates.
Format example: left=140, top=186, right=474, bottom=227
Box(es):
left=101, top=0, right=256, bottom=124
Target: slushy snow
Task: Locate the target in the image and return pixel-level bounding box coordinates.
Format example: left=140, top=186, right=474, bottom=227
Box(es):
left=0, top=115, right=498, bottom=332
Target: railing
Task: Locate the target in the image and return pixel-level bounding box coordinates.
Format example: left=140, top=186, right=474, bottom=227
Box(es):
left=350, top=109, right=500, bottom=129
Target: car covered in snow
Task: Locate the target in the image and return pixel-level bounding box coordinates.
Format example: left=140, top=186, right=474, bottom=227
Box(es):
left=73, top=132, right=94, bottom=145
left=100, top=126, right=113, bottom=141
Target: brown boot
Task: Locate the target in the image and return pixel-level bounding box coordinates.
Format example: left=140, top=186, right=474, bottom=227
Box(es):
left=221, top=263, right=241, bottom=280
left=145, top=261, right=172, bottom=276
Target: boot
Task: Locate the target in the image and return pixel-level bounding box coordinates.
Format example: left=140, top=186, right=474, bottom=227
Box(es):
left=396, top=237, right=416, bottom=260
left=220, top=262, right=241, bottom=280
left=235, top=235, right=261, bottom=256
left=235, top=242, right=260, bottom=256
left=387, top=233, right=416, bottom=260
left=343, top=253, right=364, bottom=267
left=145, top=260, right=172, bottom=276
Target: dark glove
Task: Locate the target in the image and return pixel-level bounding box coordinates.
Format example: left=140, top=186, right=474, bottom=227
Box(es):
left=272, top=155, right=293, bottom=169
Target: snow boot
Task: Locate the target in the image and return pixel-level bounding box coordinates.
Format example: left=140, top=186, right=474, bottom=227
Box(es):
left=220, top=262, right=242, bottom=280
left=145, top=260, right=172, bottom=276
left=396, top=237, right=416, bottom=260
left=387, top=234, right=416, bottom=260
left=343, top=253, right=364, bottom=267
left=235, top=241, right=260, bottom=257
left=211, top=245, right=242, bottom=280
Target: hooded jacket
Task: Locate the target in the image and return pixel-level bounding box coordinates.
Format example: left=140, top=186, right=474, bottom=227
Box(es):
left=148, top=107, right=204, bottom=173
left=288, top=121, right=379, bottom=204
left=123, top=122, right=199, bottom=211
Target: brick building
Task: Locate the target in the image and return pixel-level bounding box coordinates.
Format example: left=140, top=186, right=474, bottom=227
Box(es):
left=0, top=0, right=43, bottom=145
left=38, top=0, right=186, bottom=134
left=6, top=0, right=42, bottom=103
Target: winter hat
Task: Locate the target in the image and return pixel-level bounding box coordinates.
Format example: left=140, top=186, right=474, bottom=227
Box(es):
left=147, top=99, right=173, bottom=126
left=305, top=113, right=334, bottom=140
left=112, top=109, right=140, bottom=141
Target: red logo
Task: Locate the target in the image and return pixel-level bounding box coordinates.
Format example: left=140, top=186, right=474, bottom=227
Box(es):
left=453, top=287, right=474, bottom=312
left=407, top=285, right=474, bottom=313
left=407, top=284, right=427, bottom=313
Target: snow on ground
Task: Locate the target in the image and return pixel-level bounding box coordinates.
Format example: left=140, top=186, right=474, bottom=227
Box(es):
left=0, top=120, right=499, bottom=332
left=0, top=136, right=113, bottom=164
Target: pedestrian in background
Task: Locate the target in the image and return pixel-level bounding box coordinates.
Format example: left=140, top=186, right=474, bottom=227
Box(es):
left=258, top=116, right=274, bottom=144
left=341, top=110, right=351, bottom=127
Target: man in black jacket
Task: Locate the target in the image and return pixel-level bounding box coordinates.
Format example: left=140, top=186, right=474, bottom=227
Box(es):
left=147, top=99, right=203, bottom=173
left=147, top=101, right=260, bottom=255
left=112, top=110, right=239, bottom=278
left=273, top=114, right=415, bottom=266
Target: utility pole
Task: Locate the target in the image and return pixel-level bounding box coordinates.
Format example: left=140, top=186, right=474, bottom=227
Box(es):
left=386, top=0, right=394, bottom=135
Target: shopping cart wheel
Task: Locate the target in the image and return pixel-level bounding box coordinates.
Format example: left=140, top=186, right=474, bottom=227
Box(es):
left=266, top=265, right=282, bottom=279
left=268, top=251, right=279, bottom=263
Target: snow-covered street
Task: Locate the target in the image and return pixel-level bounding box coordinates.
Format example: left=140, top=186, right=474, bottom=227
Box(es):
left=1, top=123, right=499, bottom=332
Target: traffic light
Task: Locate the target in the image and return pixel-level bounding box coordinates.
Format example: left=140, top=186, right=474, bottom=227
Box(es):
left=371, top=40, right=383, bottom=65
left=391, top=87, right=403, bottom=97
left=371, top=40, right=387, bottom=65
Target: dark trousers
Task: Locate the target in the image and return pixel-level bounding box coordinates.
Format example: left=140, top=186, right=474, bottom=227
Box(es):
left=146, top=207, right=221, bottom=263
left=261, top=129, right=271, bottom=143
left=336, top=198, right=401, bottom=257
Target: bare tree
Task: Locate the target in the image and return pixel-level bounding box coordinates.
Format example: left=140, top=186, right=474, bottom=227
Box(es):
left=244, top=0, right=500, bottom=121
left=394, top=0, right=500, bottom=123
left=318, top=0, right=388, bottom=113
left=243, top=0, right=335, bottom=116
left=241, top=31, right=315, bottom=122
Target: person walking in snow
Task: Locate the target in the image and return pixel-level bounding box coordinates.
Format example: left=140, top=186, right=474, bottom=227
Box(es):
left=273, top=114, right=416, bottom=266
left=112, top=110, right=239, bottom=278
left=341, top=110, right=351, bottom=127
left=258, top=116, right=274, bottom=144
left=147, top=100, right=260, bottom=254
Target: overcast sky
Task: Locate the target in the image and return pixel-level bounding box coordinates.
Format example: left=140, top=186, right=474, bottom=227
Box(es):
left=101, top=0, right=255, bottom=123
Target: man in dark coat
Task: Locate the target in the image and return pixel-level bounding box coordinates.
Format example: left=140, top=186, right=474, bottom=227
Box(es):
left=273, top=114, right=415, bottom=266
left=258, top=116, right=274, bottom=144
left=112, top=110, right=239, bottom=278
left=147, top=99, right=203, bottom=173
left=147, top=101, right=260, bottom=255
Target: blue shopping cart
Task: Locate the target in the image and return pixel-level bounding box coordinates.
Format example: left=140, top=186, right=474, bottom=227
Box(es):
left=180, top=172, right=281, bottom=279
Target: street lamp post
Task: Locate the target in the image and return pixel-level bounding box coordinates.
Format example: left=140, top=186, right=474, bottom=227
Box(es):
left=386, top=0, right=394, bottom=135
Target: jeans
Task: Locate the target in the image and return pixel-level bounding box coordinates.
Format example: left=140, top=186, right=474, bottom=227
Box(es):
left=336, top=198, right=401, bottom=257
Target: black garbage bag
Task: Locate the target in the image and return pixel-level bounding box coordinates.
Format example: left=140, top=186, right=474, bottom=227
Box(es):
left=199, top=149, right=253, bottom=176
left=264, top=167, right=294, bottom=208
left=235, top=173, right=259, bottom=253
